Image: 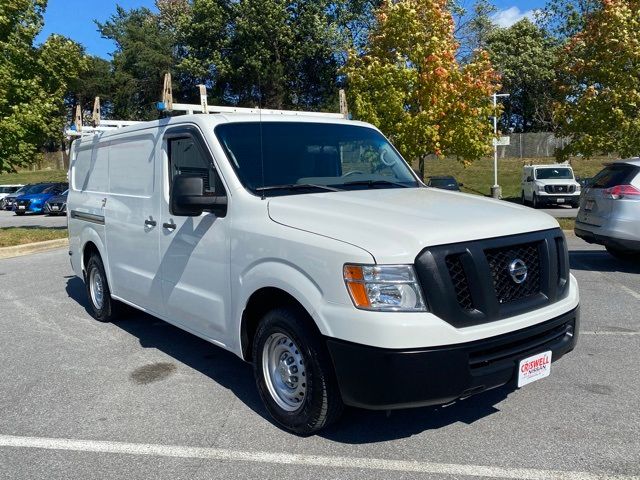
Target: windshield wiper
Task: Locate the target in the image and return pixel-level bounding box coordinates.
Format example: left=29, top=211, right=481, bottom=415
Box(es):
left=255, top=183, right=342, bottom=193
left=340, top=179, right=412, bottom=189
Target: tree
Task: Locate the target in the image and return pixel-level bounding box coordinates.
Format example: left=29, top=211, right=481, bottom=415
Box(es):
left=454, top=0, right=497, bottom=61
left=97, top=6, right=176, bottom=120
left=67, top=56, right=115, bottom=120
left=486, top=19, right=557, bottom=132
left=555, top=0, right=640, bottom=159
left=344, top=0, right=500, bottom=178
left=0, top=0, right=86, bottom=172
left=537, top=0, right=603, bottom=41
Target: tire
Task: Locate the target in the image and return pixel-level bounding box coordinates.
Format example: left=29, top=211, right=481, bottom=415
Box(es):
left=521, top=191, right=528, bottom=206
left=15, top=211, right=24, bottom=216
left=252, top=307, right=343, bottom=435
left=532, top=193, right=539, bottom=209
left=85, top=253, right=120, bottom=322
left=606, top=246, right=640, bottom=262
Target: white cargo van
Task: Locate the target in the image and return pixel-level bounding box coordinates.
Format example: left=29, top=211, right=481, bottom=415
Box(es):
left=521, top=164, right=582, bottom=208
left=68, top=112, right=579, bottom=434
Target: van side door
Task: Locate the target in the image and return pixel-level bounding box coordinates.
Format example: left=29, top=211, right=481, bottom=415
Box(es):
left=159, top=127, right=231, bottom=345
left=104, top=132, right=163, bottom=313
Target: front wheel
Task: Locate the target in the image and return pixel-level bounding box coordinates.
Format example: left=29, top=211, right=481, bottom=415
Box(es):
left=532, top=193, right=539, bottom=209
left=14, top=211, right=24, bottom=216
left=252, top=307, right=343, bottom=435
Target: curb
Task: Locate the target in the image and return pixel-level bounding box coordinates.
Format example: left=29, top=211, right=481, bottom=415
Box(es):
left=0, top=238, right=69, bottom=260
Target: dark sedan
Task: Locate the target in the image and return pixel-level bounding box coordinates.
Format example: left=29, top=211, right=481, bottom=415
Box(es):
left=426, top=175, right=463, bottom=191
left=43, top=189, right=69, bottom=215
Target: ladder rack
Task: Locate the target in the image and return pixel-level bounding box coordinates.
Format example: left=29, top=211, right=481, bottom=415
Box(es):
left=66, top=73, right=349, bottom=139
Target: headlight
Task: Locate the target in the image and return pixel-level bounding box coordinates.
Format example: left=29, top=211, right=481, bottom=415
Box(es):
left=343, top=264, right=427, bottom=311
left=536, top=183, right=546, bottom=192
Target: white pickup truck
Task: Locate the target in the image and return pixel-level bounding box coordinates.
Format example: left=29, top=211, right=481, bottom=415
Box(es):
left=68, top=113, right=579, bottom=434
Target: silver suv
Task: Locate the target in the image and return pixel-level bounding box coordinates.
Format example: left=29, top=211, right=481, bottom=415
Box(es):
left=575, top=159, right=640, bottom=259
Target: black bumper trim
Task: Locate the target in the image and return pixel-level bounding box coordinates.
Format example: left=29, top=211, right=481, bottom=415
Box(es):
left=327, top=307, right=579, bottom=410
left=575, top=227, right=640, bottom=252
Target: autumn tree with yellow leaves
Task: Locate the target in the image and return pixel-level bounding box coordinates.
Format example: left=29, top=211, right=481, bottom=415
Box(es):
left=555, top=0, right=640, bottom=159
left=344, top=0, right=501, bottom=177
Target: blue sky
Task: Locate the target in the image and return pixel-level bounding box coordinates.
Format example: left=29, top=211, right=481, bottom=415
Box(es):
left=37, top=0, right=547, bottom=58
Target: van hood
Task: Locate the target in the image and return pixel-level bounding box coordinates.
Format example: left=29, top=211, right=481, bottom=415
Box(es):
left=268, top=187, right=559, bottom=263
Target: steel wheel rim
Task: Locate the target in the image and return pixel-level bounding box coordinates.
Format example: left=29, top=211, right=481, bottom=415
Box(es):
left=89, top=268, right=104, bottom=310
left=262, top=333, right=307, bottom=412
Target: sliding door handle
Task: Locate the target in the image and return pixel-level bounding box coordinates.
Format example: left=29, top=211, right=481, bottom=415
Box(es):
left=144, top=219, right=157, bottom=227
left=163, top=222, right=177, bottom=230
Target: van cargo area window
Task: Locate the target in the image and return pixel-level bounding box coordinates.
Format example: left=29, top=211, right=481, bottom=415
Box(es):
left=214, top=122, right=419, bottom=196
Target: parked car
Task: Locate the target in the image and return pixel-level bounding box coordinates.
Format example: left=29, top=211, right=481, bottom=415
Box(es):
left=0, top=185, right=23, bottom=209
left=44, top=189, right=68, bottom=216
left=521, top=164, right=581, bottom=208
left=14, top=182, right=68, bottom=215
left=426, top=175, right=463, bottom=191
left=575, top=159, right=640, bottom=259
left=68, top=113, right=579, bottom=434
left=2, top=184, right=30, bottom=211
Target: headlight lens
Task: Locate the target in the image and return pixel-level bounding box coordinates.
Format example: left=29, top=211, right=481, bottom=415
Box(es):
left=343, top=264, right=427, bottom=311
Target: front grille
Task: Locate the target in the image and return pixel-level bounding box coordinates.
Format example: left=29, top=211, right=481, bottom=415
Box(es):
left=485, top=242, right=541, bottom=304
left=445, top=254, right=474, bottom=310
left=17, top=199, right=30, bottom=208
left=414, top=229, right=570, bottom=328
left=544, top=185, right=575, bottom=194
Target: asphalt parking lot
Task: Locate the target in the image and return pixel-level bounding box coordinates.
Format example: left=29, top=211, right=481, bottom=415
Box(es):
left=0, top=234, right=638, bottom=479
left=0, top=209, right=67, bottom=228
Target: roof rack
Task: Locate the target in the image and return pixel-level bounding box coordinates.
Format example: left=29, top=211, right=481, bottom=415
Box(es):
left=66, top=73, right=349, bottom=138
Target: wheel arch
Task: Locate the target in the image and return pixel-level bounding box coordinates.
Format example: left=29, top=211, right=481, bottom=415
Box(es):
left=240, top=286, right=324, bottom=362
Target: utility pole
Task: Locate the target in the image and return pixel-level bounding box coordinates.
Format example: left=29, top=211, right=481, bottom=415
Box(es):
left=491, top=93, right=510, bottom=199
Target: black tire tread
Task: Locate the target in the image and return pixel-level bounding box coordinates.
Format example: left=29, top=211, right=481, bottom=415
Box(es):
left=252, top=307, right=343, bottom=435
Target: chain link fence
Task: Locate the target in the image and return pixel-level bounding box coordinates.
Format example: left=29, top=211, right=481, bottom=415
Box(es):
left=498, top=133, right=570, bottom=159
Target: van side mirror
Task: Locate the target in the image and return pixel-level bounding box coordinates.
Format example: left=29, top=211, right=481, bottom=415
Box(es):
left=526, top=176, right=533, bottom=182
left=171, top=174, right=227, bottom=217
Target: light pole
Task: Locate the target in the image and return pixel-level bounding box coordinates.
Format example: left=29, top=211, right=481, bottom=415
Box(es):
left=491, top=92, right=510, bottom=199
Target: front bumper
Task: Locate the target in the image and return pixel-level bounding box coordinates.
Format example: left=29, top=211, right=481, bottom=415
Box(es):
left=327, top=306, right=579, bottom=410
left=537, top=194, right=580, bottom=205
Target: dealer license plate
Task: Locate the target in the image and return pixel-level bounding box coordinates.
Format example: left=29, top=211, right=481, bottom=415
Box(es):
left=18, top=205, right=25, bottom=210
left=556, top=198, right=565, bottom=204
left=51, top=206, right=59, bottom=211
left=518, top=351, right=552, bottom=388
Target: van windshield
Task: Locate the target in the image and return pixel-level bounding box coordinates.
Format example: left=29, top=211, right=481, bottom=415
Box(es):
left=215, top=122, right=419, bottom=196
left=535, top=168, right=574, bottom=180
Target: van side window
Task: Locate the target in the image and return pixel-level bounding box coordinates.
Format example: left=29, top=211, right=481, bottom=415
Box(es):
left=168, top=136, right=219, bottom=195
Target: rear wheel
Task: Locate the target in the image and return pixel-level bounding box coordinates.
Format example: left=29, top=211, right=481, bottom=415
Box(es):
left=252, top=307, right=343, bottom=435
left=606, top=246, right=640, bottom=262
left=85, top=253, right=121, bottom=322
left=14, top=211, right=24, bottom=216
left=521, top=191, right=527, bottom=206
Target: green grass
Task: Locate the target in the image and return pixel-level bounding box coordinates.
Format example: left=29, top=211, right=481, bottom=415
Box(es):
left=422, top=156, right=608, bottom=200
left=0, top=227, right=68, bottom=248
left=0, top=169, right=67, bottom=186
left=556, top=218, right=576, bottom=231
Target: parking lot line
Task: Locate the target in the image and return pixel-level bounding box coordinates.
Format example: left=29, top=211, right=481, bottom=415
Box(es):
left=0, top=434, right=637, bottom=480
